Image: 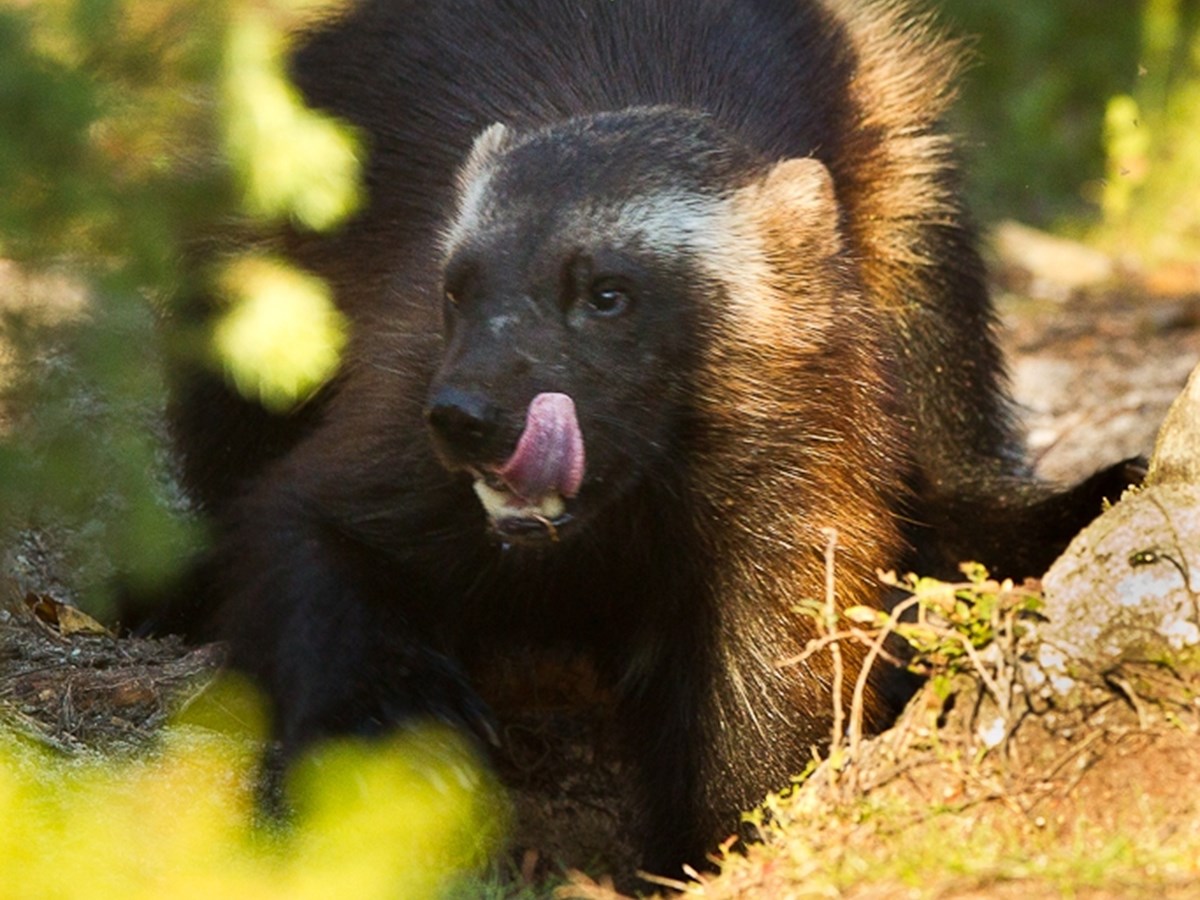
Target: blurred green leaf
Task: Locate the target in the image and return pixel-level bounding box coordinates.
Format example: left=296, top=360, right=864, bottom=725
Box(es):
left=213, top=256, right=348, bottom=413
left=0, top=709, right=502, bottom=898
left=222, top=10, right=362, bottom=230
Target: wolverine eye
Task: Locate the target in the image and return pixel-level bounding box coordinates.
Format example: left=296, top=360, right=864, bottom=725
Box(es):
left=586, top=280, right=633, bottom=318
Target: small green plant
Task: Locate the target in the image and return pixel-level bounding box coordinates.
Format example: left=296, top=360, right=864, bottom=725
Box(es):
left=785, top=549, right=1045, bottom=775
left=852, top=564, right=1045, bottom=754
left=878, top=564, right=1043, bottom=690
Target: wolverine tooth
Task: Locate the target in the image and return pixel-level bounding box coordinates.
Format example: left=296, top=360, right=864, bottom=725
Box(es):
left=472, top=479, right=513, bottom=520
left=537, top=493, right=565, bottom=520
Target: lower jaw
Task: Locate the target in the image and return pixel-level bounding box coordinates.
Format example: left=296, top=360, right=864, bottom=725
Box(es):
left=489, top=511, right=575, bottom=544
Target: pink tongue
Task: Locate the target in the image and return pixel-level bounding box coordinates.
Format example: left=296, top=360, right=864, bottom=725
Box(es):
left=495, top=393, right=585, bottom=502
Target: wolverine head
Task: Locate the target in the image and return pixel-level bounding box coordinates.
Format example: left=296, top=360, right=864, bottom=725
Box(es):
left=426, top=107, right=846, bottom=542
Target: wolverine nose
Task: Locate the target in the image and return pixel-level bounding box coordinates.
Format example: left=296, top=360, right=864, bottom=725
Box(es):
left=425, top=386, right=501, bottom=457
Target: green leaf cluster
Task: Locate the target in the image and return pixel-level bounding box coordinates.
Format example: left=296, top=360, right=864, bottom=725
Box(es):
left=882, top=564, right=1043, bottom=676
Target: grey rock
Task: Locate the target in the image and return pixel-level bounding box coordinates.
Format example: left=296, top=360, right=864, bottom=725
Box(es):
left=1146, top=360, right=1200, bottom=487
left=1032, top=362, right=1200, bottom=697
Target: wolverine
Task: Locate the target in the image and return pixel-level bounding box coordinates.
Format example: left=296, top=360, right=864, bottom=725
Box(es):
left=159, top=0, right=1137, bottom=873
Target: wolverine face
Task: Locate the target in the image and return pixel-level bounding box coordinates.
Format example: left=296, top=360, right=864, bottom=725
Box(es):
left=425, top=109, right=765, bottom=543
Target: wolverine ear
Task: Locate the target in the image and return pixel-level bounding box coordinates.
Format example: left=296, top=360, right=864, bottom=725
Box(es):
left=753, top=157, right=842, bottom=258
left=457, top=122, right=515, bottom=190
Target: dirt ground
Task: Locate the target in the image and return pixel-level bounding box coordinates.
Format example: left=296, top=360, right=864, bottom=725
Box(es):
left=2, top=225, right=1199, bottom=895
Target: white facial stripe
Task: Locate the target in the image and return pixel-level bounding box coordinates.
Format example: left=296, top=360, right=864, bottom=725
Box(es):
left=444, top=181, right=779, bottom=331
left=610, top=191, right=778, bottom=328
left=608, top=191, right=730, bottom=255
left=619, top=191, right=763, bottom=256
left=442, top=167, right=495, bottom=256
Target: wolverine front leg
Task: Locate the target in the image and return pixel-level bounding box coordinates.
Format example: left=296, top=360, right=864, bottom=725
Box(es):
left=614, top=621, right=723, bottom=876
left=612, top=572, right=898, bottom=876
left=613, top=608, right=812, bottom=876
left=213, top=483, right=495, bottom=778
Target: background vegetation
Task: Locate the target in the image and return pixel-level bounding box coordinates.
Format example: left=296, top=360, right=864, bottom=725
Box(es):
left=0, top=3, right=501, bottom=897
left=0, top=0, right=356, bottom=609
left=939, top=0, right=1200, bottom=258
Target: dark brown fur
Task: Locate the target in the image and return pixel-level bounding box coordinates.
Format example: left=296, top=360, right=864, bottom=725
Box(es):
left=155, top=0, right=1137, bottom=874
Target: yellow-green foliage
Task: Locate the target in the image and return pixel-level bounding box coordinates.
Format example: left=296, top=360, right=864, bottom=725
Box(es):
left=214, top=3, right=362, bottom=412
left=221, top=7, right=362, bottom=232
left=0, top=684, right=503, bottom=900
left=0, top=9, right=497, bottom=891
left=883, top=564, right=1041, bottom=661
left=1100, top=0, right=1200, bottom=263
left=213, top=1, right=361, bottom=413
left=213, top=256, right=348, bottom=413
